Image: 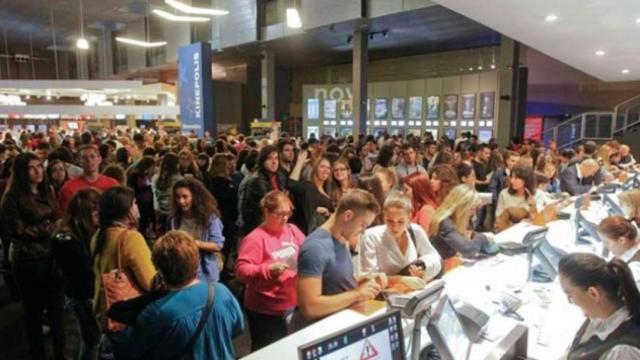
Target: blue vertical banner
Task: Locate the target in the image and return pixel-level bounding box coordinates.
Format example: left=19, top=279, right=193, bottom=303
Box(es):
left=178, top=42, right=214, bottom=137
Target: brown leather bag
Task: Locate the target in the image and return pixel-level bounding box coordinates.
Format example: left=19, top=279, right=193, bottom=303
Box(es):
left=100, top=229, right=142, bottom=332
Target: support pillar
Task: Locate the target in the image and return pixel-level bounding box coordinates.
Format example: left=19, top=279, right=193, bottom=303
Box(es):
left=261, top=50, right=276, bottom=120
left=75, top=51, right=89, bottom=79
left=496, top=36, right=526, bottom=147
left=352, top=29, right=368, bottom=139
left=97, top=31, right=114, bottom=78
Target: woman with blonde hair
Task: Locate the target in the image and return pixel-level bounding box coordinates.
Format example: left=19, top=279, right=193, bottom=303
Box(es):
left=620, top=189, right=640, bottom=226
left=177, top=149, right=203, bottom=180
left=429, top=184, right=493, bottom=263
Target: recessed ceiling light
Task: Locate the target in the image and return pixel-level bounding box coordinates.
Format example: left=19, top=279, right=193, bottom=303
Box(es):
left=477, top=66, right=483, bottom=70
left=622, top=69, right=630, bottom=74
left=595, top=50, right=605, bottom=56
left=468, top=67, right=473, bottom=71
left=636, top=17, right=640, bottom=24
left=545, top=14, right=558, bottom=22
left=152, top=9, right=209, bottom=22
left=165, top=0, right=229, bottom=16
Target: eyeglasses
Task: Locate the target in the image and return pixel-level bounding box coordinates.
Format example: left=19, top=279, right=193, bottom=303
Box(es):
left=270, top=210, right=293, bottom=218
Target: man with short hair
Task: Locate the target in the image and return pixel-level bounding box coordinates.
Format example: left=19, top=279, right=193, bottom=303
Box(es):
left=472, top=144, right=492, bottom=193
left=297, top=189, right=382, bottom=321
left=560, top=158, right=603, bottom=195
left=58, top=144, right=119, bottom=216
left=277, top=140, right=295, bottom=175
left=422, top=141, right=437, bottom=171
left=395, top=144, right=427, bottom=179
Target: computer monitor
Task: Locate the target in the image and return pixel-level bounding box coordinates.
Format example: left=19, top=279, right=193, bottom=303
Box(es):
left=603, top=193, right=624, bottom=216
left=531, top=238, right=567, bottom=281
left=298, top=310, right=405, bottom=360
left=427, top=295, right=472, bottom=360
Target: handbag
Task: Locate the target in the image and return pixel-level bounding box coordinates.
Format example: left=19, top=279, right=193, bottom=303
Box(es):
left=397, top=226, right=427, bottom=276
left=100, top=229, right=143, bottom=332
left=179, top=282, right=215, bottom=360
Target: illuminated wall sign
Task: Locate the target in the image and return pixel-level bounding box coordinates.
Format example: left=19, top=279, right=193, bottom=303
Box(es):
left=178, top=42, right=214, bottom=137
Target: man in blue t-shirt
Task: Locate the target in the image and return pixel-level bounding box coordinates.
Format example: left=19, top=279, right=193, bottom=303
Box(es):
left=297, top=189, right=381, bottom=321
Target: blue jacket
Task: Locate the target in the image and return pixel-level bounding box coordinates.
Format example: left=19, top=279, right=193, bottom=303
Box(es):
left=113, top=282, right=244, bottom=360
left=170, top=215, right=225, bottom=282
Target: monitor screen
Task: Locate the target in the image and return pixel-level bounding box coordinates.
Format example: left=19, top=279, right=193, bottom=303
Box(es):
left=427, top=295, right=471, bottom=360
left=298, top=311, right=405, bottom=360
left=534, top=239, right=567, bottom=280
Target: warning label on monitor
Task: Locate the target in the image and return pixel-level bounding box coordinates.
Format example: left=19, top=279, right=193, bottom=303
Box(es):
left=320, top=330, right=392, bottom=360
left=360, top=339, right=379, bottom=360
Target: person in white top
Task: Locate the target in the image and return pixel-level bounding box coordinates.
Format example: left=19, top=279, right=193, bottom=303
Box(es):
left=361, top=190, right=442, bottom=280
left=559, top=253, right=640, bottom=360
left=599, top=216, right=640, bottom=290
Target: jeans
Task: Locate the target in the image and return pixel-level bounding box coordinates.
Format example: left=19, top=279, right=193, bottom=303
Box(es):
left=13, top=257, right=66, bottom=360
left=69, top=298, right=101, bottom=360
left=246, top=309, right=288, bottom=352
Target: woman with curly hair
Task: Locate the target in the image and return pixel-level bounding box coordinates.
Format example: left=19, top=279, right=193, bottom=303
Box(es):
left=169, top=178, right=225, bottom=282
left=428, top=164, right=460, bottom=204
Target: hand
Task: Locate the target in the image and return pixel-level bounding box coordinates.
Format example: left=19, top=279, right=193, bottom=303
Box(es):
left=297, top=150, right=310, bottom=165
left=408, top=265, right=425, bottom=279
left=356, top=278, right=381, bottom=302
left=268, top=262, right=289, bottom=278
left=316, top=206, right=330, bottom=216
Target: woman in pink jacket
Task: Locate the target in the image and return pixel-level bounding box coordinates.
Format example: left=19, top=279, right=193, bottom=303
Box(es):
left=235, top=190, right=305, bottom=351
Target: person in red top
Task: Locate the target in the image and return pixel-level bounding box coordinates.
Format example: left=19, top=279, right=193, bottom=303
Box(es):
left=235, top=190, right=305, bottom=351
left=57, top=144, right=118, bottom=217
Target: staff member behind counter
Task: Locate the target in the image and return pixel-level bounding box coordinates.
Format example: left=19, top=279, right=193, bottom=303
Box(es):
left=599, top=216, right=640, bottom=290
left=559, top=253, right=640, bottom=359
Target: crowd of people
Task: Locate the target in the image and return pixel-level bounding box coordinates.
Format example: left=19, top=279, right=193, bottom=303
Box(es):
left=0, top=126, right=639, bottom=359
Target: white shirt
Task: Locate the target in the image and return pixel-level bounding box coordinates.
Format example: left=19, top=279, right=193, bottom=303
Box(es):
left=577, top=307, right=640, bottom=360
left=618, top=243, right=640, bottom=291
left=360, top=223, right=442, bottom=280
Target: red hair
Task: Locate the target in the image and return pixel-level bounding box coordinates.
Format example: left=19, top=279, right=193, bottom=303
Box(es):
left=404, top=172, right=438, bottom=217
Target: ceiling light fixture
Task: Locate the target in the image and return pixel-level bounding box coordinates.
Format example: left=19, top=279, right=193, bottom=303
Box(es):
left=76, top=0, right=89, bottom=50
left=545, top=14, right=558, bottom=22
left=490, top=64, right=496, bottom=70
left=468, top=67, right=473, bottom=71
left=622, top=69, right=630, bottom=74
left=595, top=50, right=605, bottom=56
left=287, top=0, right=302, bottom=29
left=152, top=9, right=210, bottom=22
left=165, top=0, right=229, bottom=15
left=636, top=17, right=640, bottom=24
left=477, top=65, right=483, bottom=70
left=116, top=37, right=167, bottom=48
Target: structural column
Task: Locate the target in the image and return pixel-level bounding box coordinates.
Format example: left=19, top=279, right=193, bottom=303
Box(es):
left=97, top=31, right=114, bottom=78
left=261, top=50, right=276, bottom=120
left=496, top=36, right=526, bottom=147
left=75, top=50, right=89, bottom=79
left=352, top=29, right=368, bottom=138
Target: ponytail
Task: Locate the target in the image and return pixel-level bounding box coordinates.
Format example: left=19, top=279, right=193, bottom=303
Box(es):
left=608, top=259, right=640, bottom=324
left=559, top=253, right=640, bottom=324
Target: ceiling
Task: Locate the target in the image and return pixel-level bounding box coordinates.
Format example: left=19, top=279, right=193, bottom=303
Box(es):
left=433, top=0, right=640, bottom=82
left=215, top=5, right=501, bottom=69
left=0, top=0, right=160, bottom=54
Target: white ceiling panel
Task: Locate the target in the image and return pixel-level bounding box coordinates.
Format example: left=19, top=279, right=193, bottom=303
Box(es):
left=433, top=0, right=640, bottom=82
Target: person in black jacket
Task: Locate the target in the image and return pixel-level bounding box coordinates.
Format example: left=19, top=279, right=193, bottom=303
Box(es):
left=52, top=188, right=101, bottom=360
left=240, top=145, right=288, bottom=234
left=1, top=153, right=66, bottom=360
left=127, top=156, right=156, bottom=239
left=560, top=158, right=603, bottom=196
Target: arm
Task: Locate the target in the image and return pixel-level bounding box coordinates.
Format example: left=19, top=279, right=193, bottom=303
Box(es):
left=197, top=216, right=224, bottom=253
left=440, top=221, right=487, bottom=258
left=602, top=345, right=640, bottom=360
left=235, top=232, right=276, bottom=284
left=288, top=150, right=309, bottom=182
left=495, top=190, right=506, bottom=217
left=359, top=231, right=380, bottom=274
left=412, top=225, right=443, bottom=280
left=296, top=276, right=370, bottom=320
